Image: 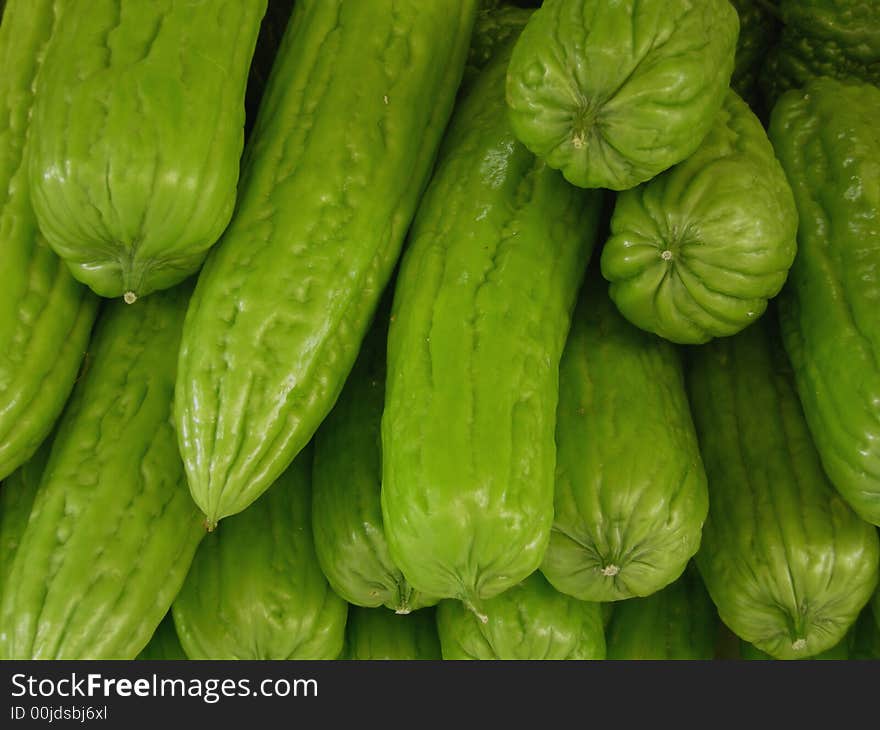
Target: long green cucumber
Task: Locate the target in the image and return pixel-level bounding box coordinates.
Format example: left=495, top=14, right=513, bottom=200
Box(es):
left=172, top=448, right=348, bottom=660
left=0, top=438, right=52, bottom=604
left=605, top=564, right=717, bottom=660
left=382, top=43, right=601, bottom=608
left=768, top=79, right=880, bottom=526
left=541, top=270, right=707, bottom=602
left=312, top=297, right=434, bottom=614
left=342, top=607, right=441, bottom=661
left=0, top=283, right=205, bottom=659
left=687, top=316, right=880, bottom=660
left=436, top=572, right=605, bottom=660
left=0, top=0, right=98, bottom=480
left=175, top=0, right=478, bottom=527
left=27, top=0, right=266, bottom=301
left=136, top=612, right=186, bottom=661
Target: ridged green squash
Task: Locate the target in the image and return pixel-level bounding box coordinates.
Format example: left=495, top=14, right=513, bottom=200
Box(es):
left=0, top=0, right=98, bottom=480
left=687, top=316, right=880, bottom=660
left=505, top=0, right=739, bottom=191
left=172, top=448, right=348, bottom=660
left=436, top=572, right=605, bottom=660
left=600, top=90, right=798, bottom=345
left=175, top=0, right=478, bottom=526
left=0, top=438, right=51, bottom=604
left=463, top=3, right=533, bottom=87
left=740, top=636, right=850, bottom=660
left=342, top=607, right=441, bottom=661
left=27, top=0, right=266, bottom=301
left=729, top=0, right=779, bottom=104
left=769, top=79, right=880, bottom=526
left=541, top=271, right=707, bottom=602
left=0, top=283, right=205, bottom=659
left=312, top=300, right=434, bottom=614
left=136, top=613, right=187, bottom=661
left=382, top=43, right=601, bottom=609
left=605, top=565, right=717, bottom=660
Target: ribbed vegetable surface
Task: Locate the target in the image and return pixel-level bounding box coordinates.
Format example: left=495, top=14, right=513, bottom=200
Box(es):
left=27, top=0, right=266, bottom=300
left=541, top=272, right=707, bottom=602
left=172, top=449, right=348, bottom=660
left=312, top=299, right=434, bottom=613
left=769, top=79, right=880, bottom=526
left=436, top=572, right=605, bottom=660
left=0, top=0, right=97, bottom=480
left=0, top=283, right=205, bottom=659
left=342, top=607, right=441, bottom=660
left=175, top=0, right=478, bottom=526
left=382, top=43, right=601, bottom=609
left=687, top=317, right=880, bottom=660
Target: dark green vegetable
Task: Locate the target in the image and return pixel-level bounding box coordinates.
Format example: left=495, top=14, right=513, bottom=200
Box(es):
left=342, top=608, right=441, bottom=660
left=687, top=316, right=880, bottom=659
left=136, top=613, right=187, bottom=661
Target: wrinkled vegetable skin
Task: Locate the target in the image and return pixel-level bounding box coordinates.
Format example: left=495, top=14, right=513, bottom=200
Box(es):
left=28, top=0, right=266, bottom=300
left=770, top=79, right=880, bottom=526
left=342, top=607, right=441, bottom=660
left=176, top=0, right=478, bottom=526
left=382, top=45, right=601, bottom=608
left=687, top=317, right=879, bottom=660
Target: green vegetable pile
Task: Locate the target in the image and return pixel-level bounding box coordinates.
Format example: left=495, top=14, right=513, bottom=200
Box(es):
left=1, top=0, right=879, bottom=661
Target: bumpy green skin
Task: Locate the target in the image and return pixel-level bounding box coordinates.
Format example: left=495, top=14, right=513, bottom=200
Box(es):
left=436, top=572, right=605, bottom=660
left=382, top=46, right=601, bottom=608
left=505, top=0, right=739, bottom=191
left=541, top=273, right=707, bottom=602
left=136, top=613, right=187, bottom=661
left=0, top=0, right=98, bottom=480
left=769, top=80, right=880, bottom=526
left=687, top=317, right=880, bottom=660
left=173, top=449, right=348, bottom=660
left=763, top=1, right=880, bottom=101
left=601, top=90, right=798, bottom=345
left=0, top=438, right=51, bottom=604
left=312, top=303, right=434, bottom=614
left=0, top=284, right=206, bottom=659
left=342, top=607, right=441, bottom=660
left=605, top=565, right=717, bottom=660
left=463, top=4, right=533, bottom=86
left=730, top=0, right=779, bottom=103
left=27, top=0, right=266, bottom=300
left=175, top=0, right=478, bottom=527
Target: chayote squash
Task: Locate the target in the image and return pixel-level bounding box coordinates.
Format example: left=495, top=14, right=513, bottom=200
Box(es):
left=687, top=315, right=880, bottom=660
left=382, top=41, right=602, bottom=610
left=605, top=564, right=718, bottom=660
left=0, top=283, right=206, bottom=659
left=0, top=0, right=98, bottom=481
left=505, top=0, right=739, bottom=191
left=436, top=572, right=605, bottom=660
left=136, top=612, right=187, bottom=661
left=541, top=270, right=707, bottom=602
left=342, top=607, right=441, bottom=661
left=769, top=79, right=880, bottom=526
left=27, top=0, right=267, bottom=301
left=175, top=0, right=478, bottom=527
left=172, top=447, right=348, bottom=660
left=463, top=3, right=533, bottom=88
left=601, top=89, right=798, bottom=345
left=729, top=0, right=780, bottom=105
left=312, top=297, right=434, bottom=614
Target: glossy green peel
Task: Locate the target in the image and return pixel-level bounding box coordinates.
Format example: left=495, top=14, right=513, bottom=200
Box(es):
left=541, top=272, right=708, bottom=602
left=601, top=90, right=798, bottom=345
left=28, top=0, right=267, bottom=300
left=172, top=448, right=348, bottom=660
left=687, top=317, right=880, bottom=660
left=0, top=283, right=205, bottom=659
left=382, top=44, right=602, bottom=607
left=0, top=0, right=98, bottom=480
left=770, top=79, right=880, bottom=526
left=505, top=0, right=739, bottom=190
left=312, top=301, right=435, bottom=614
left=175, top=0, right=478, bottom=526
left=342, top=607, right=441, bottom=660
left=436, top=572, right=605, bottom=660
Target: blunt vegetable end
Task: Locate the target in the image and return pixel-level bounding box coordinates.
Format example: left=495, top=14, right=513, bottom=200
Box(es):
left=123, top=291, right=138, bottom=305
left=792, top=638, right=807, bottom=652
left=601, top=564, right=620, bottom=578
left=203, top=517, right=217, bottom=533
